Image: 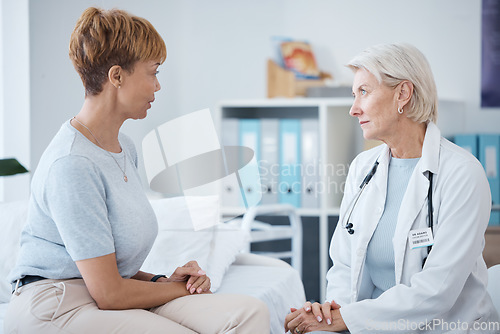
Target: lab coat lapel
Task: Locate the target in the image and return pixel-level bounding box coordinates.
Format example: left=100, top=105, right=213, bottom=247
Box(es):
left=362, top=145, right=390, bottom=240
left=352, top=145, right=390, bottom=295
left=393, top=122, right=441, bottom=284
left=371, top=145, right=390, bottom=196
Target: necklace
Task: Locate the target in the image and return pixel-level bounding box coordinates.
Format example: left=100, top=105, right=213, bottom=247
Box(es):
left=72, top=117, right=128, bottom=182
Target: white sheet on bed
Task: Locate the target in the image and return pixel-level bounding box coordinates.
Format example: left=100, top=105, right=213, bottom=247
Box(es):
left=216, top=264, right=306, bottom=334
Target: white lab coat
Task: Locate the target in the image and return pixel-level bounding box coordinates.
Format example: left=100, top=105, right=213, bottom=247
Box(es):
left=326, top=122, right=500, bottom=333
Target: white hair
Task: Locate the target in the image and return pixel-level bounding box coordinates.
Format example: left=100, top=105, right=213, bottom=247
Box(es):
left=347, top=43, right=438, bottom=124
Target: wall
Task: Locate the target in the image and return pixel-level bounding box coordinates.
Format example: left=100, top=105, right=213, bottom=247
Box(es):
left=2, top=0, right=498, bottom=200
left=0, top=0, right=30, bottom=201
left=0, top=1, right=3, bottom=195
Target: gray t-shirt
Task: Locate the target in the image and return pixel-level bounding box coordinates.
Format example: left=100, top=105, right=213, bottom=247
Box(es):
left=9, top=120, right=158, bottom=282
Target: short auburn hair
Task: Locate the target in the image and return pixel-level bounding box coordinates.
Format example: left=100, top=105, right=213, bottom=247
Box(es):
left=69, top=7, right=167, bottom=96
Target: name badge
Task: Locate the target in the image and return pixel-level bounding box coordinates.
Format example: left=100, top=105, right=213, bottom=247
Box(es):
left=409, top=227, right=434, bottom=249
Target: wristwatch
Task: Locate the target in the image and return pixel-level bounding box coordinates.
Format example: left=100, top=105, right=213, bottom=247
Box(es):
left=150, top=274, right=167, bottom=282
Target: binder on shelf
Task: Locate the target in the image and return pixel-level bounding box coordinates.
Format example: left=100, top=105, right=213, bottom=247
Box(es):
left=454, top=134, right=478, bottom=158
left=279, top=119, right=301, bottom=207
left=239, top=119, right=262, bottom=207
left=301, top=119, right=320, bottom=208
left=220, top=118, right=242, bottom=207
left=478, top=134, right=500, bottom=225
left=221, top=118, right=239, bottom=146
left=260, top=119, right=280, bottom=205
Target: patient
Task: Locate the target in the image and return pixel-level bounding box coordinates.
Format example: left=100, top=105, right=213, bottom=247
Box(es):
left=285, top=43, right=499, bottom=333
left=4, top=7, right=269, bottom=333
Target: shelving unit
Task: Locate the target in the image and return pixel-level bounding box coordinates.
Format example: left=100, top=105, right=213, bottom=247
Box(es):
left=216, top=98, right=499, bottom=300
left=216, top=98, right=361, bottom=300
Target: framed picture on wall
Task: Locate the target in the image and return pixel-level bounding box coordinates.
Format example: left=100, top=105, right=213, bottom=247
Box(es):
left=482, top=0, right=500, bottom=107
left=280, top=40, right=321, bottom=80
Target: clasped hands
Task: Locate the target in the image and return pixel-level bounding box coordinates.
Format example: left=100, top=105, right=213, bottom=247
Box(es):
left=284, top=300, right=347, bottom=333
left=156, top=260, right=212, bottom=295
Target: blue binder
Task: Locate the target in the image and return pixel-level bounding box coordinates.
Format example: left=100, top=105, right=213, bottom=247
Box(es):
left=238, top=119, right=262, bottom=207
left=454, top=134, right=478, bottom=158
left=278, top=119, right=301, bottom=207
left=260, top=119, right=280, bottom=205
left=478, top=134, right=500, bottom=225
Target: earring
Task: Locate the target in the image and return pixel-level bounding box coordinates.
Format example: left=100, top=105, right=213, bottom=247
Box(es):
left=398, top=107, right=403, bottom=114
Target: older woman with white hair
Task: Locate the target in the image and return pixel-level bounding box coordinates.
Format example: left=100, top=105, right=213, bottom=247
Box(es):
left=285, top=43, right=500, bottom=333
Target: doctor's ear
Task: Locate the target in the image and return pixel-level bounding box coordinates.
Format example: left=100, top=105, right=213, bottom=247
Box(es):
left=108, top=65, right=123, bottom=89
left=397, top=80, right=413, bottom=106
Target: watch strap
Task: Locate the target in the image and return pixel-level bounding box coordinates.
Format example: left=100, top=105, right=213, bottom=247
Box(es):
left=151, top=274, right=167, bottom=282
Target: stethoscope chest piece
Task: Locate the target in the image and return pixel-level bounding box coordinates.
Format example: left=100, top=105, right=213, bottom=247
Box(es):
left=346, top=223, right=354, bottom=234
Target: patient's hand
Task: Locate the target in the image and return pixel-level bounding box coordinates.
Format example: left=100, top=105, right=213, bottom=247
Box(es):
left=169, top=261, right=211, bottom=294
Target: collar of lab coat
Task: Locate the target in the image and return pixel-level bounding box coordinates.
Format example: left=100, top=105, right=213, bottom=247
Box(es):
left=375, top=121, right=440, bottom=176
left=419, top=121, right=440, bottom=175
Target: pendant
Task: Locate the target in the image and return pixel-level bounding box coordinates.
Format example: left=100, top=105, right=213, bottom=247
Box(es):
left=124, top=175, right=128, bottom=182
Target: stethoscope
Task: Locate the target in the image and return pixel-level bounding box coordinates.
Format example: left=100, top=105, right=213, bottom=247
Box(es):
left=343, top=158, right=434, bottom=266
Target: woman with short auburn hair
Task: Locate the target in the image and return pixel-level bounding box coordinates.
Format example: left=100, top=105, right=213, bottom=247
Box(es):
left=4, top=7, right=269, bottom=333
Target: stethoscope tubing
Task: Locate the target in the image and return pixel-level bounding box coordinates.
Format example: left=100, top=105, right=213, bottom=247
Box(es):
left=344, top=160, right=379, bottom=235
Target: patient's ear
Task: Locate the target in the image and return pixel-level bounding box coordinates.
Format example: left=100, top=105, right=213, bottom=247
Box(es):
left=108, top=65, right=122, bottom=89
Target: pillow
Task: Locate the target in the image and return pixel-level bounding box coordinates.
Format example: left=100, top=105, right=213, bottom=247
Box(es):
left=143, top=196, right=249, bottom=292
left=206, top=222, right=249, bottom=291
left=141, top=196, right=217, bottom=277
left=0, top=200, right=29, bottom=303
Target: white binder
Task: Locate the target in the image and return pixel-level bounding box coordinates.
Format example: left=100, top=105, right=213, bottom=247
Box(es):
left=220, top=118, right=241, bottom=207
left=301, top=119, right=320, bottom=208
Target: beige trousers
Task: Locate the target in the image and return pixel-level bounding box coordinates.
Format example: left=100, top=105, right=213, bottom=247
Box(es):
left=4, top=279, right=270, bottom=334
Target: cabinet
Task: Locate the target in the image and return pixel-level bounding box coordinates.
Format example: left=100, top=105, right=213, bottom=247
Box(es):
left=485, top=205, right=500, bottom=268
left=216, top=98, right=361, bottom=300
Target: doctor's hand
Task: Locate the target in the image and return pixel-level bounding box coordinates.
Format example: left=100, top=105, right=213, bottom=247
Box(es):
left=168, top=261, right=212, bottom=294
left=303, top=300, right=341, bottom=326
left=285, top=302, right=346, bottom=333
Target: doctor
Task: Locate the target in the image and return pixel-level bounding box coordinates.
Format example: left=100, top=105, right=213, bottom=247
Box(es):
left=285, top=43, right=499, bottom=333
